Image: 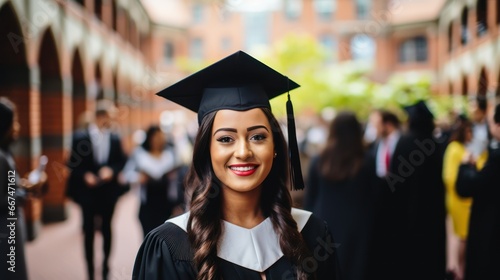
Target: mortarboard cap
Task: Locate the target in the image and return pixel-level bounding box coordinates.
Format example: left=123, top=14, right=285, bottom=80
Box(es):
left=157, top=50, right=304, bottom=190
left=403, top=100, right=434, bottom=121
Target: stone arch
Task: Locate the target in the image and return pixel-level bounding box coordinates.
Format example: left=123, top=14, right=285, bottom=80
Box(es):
left=38, top=27, right=67, bottom=221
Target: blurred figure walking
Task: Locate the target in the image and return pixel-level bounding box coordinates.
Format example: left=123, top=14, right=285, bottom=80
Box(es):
left=121, top=125, right=185, bottom=237
left=304, top=111, right=376, bottom=280
left=66, top=100, right=127, bottom=280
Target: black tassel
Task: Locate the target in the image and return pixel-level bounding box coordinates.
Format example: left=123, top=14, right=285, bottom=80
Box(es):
left=286, top=91, right=304, bottom=191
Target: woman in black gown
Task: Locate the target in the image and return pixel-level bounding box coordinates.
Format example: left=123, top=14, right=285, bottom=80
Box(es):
left=304, top=111, right=375, bottom=280
left=132, top=51, right=339, bottom=280
left=122, top=125, right=183, bottom=236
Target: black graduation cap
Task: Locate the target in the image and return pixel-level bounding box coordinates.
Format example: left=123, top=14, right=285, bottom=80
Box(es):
left=157, top=50, right=304, bottom=190
left=403, top=100, right=434, bottom=121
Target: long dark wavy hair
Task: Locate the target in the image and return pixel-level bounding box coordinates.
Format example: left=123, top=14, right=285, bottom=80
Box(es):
left=186, top=108, right=313, bottom=280
left=319, top=111, right=365, bottom=181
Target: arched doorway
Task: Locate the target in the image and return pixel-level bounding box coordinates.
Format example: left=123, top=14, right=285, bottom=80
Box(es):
left=0, top=3, right=31, bottom=174
left=496, top=70, right=500, bottom=98
left=461, top=75, right=468, bottom=97
left=39, top=28, right=67, bottom=222
left=478, top=67, right=488, bottom=98
left=72, top=49, right=87, bottom=129
left=95, top=62, right=103, bottom=100
left=461, top=7, right=469, bottom=45
left=476, top=0, right=488, bottom=36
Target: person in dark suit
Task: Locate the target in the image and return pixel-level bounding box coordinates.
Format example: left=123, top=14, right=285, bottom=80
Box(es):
left=369, top=104, right=447, bottom=280
left=456, top=103, right=500, bottom=280
left=66, top=100, right=127, bottom=280
left=304, top=111, right=376, bottom=280
left=368, top=109, right=409, bottom=279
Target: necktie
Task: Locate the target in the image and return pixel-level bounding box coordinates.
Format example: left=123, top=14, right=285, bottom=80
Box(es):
left=384, top=141, right=391, bottom=172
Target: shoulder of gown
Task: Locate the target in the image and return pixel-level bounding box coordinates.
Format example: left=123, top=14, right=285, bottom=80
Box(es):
left=132, top=222, right=196, bottom=280
left=299, top=211, right=341, bottom=280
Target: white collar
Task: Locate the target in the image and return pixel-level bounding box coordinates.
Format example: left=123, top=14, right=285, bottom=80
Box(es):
left=166, top=208, right=312, bottom=272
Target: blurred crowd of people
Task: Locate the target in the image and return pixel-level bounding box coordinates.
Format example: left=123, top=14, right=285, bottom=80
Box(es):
left=2, top=95, right=499, bottom=280
left=301, top=97, right=499, bottom=280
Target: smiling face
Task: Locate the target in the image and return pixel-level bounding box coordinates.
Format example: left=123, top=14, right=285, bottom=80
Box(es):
left=210, top=108, right=275, bottom=194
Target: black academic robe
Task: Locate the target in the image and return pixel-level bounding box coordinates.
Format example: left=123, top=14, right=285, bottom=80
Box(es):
left=456, top=146, right=500, bottom=280
left=368, top=133, right=446, bottom=280
left=132, top=209, right=339, bottom=280
left=304, top=155, right=376, bottom=280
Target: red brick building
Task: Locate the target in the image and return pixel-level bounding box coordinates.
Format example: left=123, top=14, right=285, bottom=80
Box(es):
left=0, top=0, right=187, bottom=238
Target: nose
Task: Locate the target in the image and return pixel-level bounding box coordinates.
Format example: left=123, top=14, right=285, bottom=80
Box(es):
left=234, top=140, right=252, bottom=160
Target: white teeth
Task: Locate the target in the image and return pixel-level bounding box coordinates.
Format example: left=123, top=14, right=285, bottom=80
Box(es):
left=230, top=166, right=256, bottom=172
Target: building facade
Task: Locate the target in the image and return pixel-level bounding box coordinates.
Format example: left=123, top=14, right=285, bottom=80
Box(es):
left=0, top=0, right=187, bottom=238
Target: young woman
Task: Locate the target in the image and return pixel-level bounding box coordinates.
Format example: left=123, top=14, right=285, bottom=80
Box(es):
left=443, top=116, right=487, bottom=279
left=121, top=125, right=184, bottom=236
left=304, top=111, right=375, bottom=280
left=132, top=51, right=338, bottom=280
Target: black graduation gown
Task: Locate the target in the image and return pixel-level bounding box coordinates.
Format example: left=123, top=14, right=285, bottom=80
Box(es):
left=132, top=210, right=339, bottom=280
left=456, top=146, right=500, bottom=280
left=304, top=156, right=376, bottom=280
left=368, top=134, right=446, bottom=280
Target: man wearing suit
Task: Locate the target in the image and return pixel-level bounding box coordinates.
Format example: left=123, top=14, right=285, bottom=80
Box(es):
left=368, top=110, right=409, bottom=279
left=369, top=104, right=446, bottom=280
left=66, top=100, right=127, bottom=280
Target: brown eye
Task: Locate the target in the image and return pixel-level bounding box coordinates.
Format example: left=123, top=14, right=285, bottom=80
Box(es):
left=217, top=136, right=233, bottom=143
left=250, top=134, right=266, bottom=141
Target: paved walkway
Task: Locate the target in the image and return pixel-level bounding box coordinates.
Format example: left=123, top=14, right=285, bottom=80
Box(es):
left=25, top=190, right=143, bottom=280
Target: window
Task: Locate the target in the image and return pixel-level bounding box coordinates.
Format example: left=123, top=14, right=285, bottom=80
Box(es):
left=461, top=7, right=469, bottom=45
left=95, top=0, right=103, bottom=20
left=447, top=22, right=453, bottom=53
left=398, top=36, right=427, bottom=63
left=351, top=35, right=375, bottom=61
left=356, top=0, right=370, bottom=20
left=462, top=76, right=468, bottom=96
left=497, top=0, right=500, bottom=25
left=319, top=35, right=337, bottom=61
left=244, top=12, right=270, bottom=49
left=190, top=38, right=203, bottom=61
left=163, top=42, right=174, bottom=64
left=314, top=0, right=335, bottom=21
left=284, top=0, right=302, bottom=20
left=193, top=4, right=203, bottom=24
left=476, top=0, right=488, bottom=37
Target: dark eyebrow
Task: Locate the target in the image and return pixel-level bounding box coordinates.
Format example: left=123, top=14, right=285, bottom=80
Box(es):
left=247, top=125, right=269, bottom=132
left=213, top=128, right=237, bottom=136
